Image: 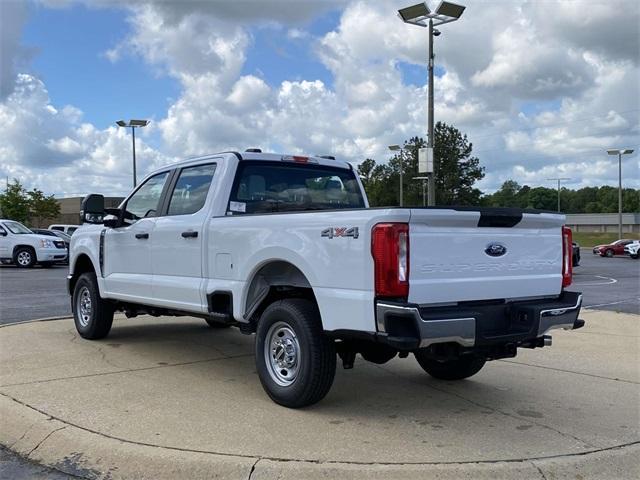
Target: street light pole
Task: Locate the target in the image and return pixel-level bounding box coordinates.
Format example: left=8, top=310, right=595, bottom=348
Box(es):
left=116, top=119, right=150, bottom=188
left=547, top=177, right=571, bottom=212
left=607, top=148, right=634, bottom=239
left=427, top=19, right=435, bottom=206
left=131, top=126, right=137, bottom=188
left=398, top=1, right=466, bottom=207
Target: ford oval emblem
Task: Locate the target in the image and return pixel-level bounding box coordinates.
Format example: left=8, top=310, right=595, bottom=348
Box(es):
left=485, top=243, right=507, bottom=257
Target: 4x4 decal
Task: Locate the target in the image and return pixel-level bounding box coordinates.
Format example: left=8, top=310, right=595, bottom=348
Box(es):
left=321, top=227, right=359, bottom=239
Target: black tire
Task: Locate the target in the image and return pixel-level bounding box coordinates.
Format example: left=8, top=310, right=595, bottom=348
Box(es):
left=605, top=249, right=614, bottom=257
left=414, top=352, right=486, bottom=380
left=40, top=261, right=54, bottom=268
left=631, top=254, right=638, bottom=259
left=14, top=247, right=36, bottom=268
left=72, top=272, right=114, bottom=340
left=255, top=299, right=336, bottom=408
left=205, top=318, right=231, bottom=328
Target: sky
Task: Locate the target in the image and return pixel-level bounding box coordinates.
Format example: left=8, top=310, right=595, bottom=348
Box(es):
left=0, top=0, right=639, bottom=198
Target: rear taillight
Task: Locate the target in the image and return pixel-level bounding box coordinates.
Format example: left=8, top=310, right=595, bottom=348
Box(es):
left=562, top=226, right=573, bottom=288
left=372, top=223, right=409, bottom=298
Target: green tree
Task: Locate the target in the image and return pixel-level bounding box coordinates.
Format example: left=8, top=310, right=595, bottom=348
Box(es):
left=358, top=122, right=485, bottom=207
left=0, top=180, right=30, bottom=223
left=0, top=179, right=60, bottom=226
left=27, top=188, right=60, bottom=227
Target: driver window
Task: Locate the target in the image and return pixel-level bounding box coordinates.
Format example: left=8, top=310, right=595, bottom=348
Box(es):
left=125, top=171, right=170, bottom=222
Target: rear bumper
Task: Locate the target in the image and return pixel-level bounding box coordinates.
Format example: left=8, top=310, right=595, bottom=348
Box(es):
left=375, top=291, right=583, bottom=351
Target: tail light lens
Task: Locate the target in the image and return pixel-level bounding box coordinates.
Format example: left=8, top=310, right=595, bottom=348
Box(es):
left=562, top=226, right=573, bottom=288
left=372, top=223, right=409, bottom=298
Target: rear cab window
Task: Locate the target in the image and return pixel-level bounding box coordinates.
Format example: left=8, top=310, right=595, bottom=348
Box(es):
left=228, top=161, right=365, bottom=214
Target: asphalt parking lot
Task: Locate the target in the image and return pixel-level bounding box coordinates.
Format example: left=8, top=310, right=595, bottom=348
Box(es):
left=0, top=250, right=638, bottom=479
left=1, top=250, right=637, bottom=325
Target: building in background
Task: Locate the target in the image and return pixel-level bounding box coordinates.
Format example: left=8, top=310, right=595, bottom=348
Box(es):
left=53, top=197, right=124, bottom=225
left=565, top=213, right=640, bottom=233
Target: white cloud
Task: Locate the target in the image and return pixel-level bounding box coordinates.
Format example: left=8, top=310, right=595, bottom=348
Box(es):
left=1, top=0, right=639, bottom=199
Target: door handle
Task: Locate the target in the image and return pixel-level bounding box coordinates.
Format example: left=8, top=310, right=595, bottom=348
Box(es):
left=181, top=231, right=198, bottom=238
left=135, top=233, right=149, bottom=239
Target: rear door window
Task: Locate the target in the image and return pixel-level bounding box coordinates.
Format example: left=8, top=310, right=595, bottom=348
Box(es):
left=229, top=161, right=365, bottom=214
left=167, top=164, right=216, bottom=216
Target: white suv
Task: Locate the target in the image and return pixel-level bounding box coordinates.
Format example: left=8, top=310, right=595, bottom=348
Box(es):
left=624, top=241, right=640, bottom=259
left=0, top=219, right=68, bottom=267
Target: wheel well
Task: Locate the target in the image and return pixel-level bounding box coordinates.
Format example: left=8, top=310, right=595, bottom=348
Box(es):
left=13, top=244, right=35, bottom=256
left=70, top=254, right=96, bottom=293
left=244, top=261, right=317, bottom=329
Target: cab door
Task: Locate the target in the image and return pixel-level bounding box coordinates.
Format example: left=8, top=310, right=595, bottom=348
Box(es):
left=151, top=163, right=217, bottom=312
left=103, top=170, right=172, bottom=302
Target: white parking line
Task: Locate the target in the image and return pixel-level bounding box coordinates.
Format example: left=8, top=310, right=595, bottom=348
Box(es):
left=584, top=298, right=640, bottom=309
left=573, top=275, right=618, bottom=287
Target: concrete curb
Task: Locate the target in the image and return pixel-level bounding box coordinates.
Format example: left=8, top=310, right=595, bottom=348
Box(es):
left=1, top=393, right=638, bottom=480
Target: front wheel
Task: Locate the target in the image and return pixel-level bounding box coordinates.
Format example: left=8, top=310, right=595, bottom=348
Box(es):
left=605, top=249, right=614, bottom=257
left=14, top=247, right=36, bottom=268
left=414, top=352, right=486, bottom=380
left=631, top=254, right=639, bottom=259
left=73, top=272, right=114, bottom=339
left=255, top=299, right=336, bottom=408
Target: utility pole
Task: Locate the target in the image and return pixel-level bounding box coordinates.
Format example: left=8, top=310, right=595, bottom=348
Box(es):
left=388, top=145, right=403, bottom=206
left=607, top=149, right=634, bottom=239
left=427, top=18, right=435, bottom=206
left=547, top=178, right=571, bottom=212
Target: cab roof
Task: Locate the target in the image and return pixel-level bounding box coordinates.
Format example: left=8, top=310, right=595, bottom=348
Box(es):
left=164, top=151, right=353, bottom=171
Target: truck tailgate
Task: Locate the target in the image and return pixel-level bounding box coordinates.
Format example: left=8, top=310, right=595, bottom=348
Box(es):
left=408, top=209, right=565, bottom=305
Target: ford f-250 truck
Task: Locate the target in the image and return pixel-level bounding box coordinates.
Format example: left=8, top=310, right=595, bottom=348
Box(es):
left=68, top=150, right=583, bottom=407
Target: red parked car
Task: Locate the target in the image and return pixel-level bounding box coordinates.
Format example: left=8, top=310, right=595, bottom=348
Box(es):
left=593, top=239, right=636, bottom=257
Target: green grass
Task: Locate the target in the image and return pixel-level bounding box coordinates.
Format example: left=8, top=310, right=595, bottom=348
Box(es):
left=572, top=232, right=640, bottom=248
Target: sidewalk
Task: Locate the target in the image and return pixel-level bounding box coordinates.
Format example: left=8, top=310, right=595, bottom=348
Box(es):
left=1, top=310, right=638, bottom=479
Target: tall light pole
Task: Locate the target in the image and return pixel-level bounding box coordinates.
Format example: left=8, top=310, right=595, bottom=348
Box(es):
left=389, top=145, right=403, bottom=206
left=116, top=119, right=150, bottom=187
left=398, top=1, right=465, bottom=206
left=414, top=176, right=429, bottom=206
left=547, top=177, right=571, bottom=212
left=607, top=148, right=634, bottom=239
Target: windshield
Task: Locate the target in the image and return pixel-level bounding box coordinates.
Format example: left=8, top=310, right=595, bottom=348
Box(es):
left=3, top=221, right=33, bottom=234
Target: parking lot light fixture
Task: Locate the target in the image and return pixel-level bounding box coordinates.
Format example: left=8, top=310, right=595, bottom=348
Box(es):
left=116, top=119, right=150, bottom=187
left=607, top=148, right=634, bottom=239
left=389, top=145, right=404, bottom=206
left=397, top=1, right=466, bottom=206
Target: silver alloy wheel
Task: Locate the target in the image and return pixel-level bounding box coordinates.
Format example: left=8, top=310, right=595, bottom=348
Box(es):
left=77, top=286, right=92, bottom=327
left=17, top=251, right=32, bottom=266
left=264, top=321, right=301, bottom=387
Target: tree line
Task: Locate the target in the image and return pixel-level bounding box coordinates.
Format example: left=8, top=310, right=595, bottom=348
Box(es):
left=0, top=180, right=60, bottom=227
left=358, top=121, right=639, bottom=213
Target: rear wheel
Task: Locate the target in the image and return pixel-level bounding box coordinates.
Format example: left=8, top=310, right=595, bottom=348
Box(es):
left=605, top=249, right=614, bottom=257
left=14, top=247, right=35, bottom=268
left=73, top=272, right=114, bottom=339
left=255, top=299, right=336, bottom=408
left=414, top=352, right=486, bottom=380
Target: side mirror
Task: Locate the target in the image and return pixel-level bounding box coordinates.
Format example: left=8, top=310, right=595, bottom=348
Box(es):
left=103, top=208, right=124, bottom=228
left=80, top=194, right=105, bottom=224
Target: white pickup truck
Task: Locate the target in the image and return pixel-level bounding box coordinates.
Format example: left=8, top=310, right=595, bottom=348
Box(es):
left=68, top=150, right=583, bottom=407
